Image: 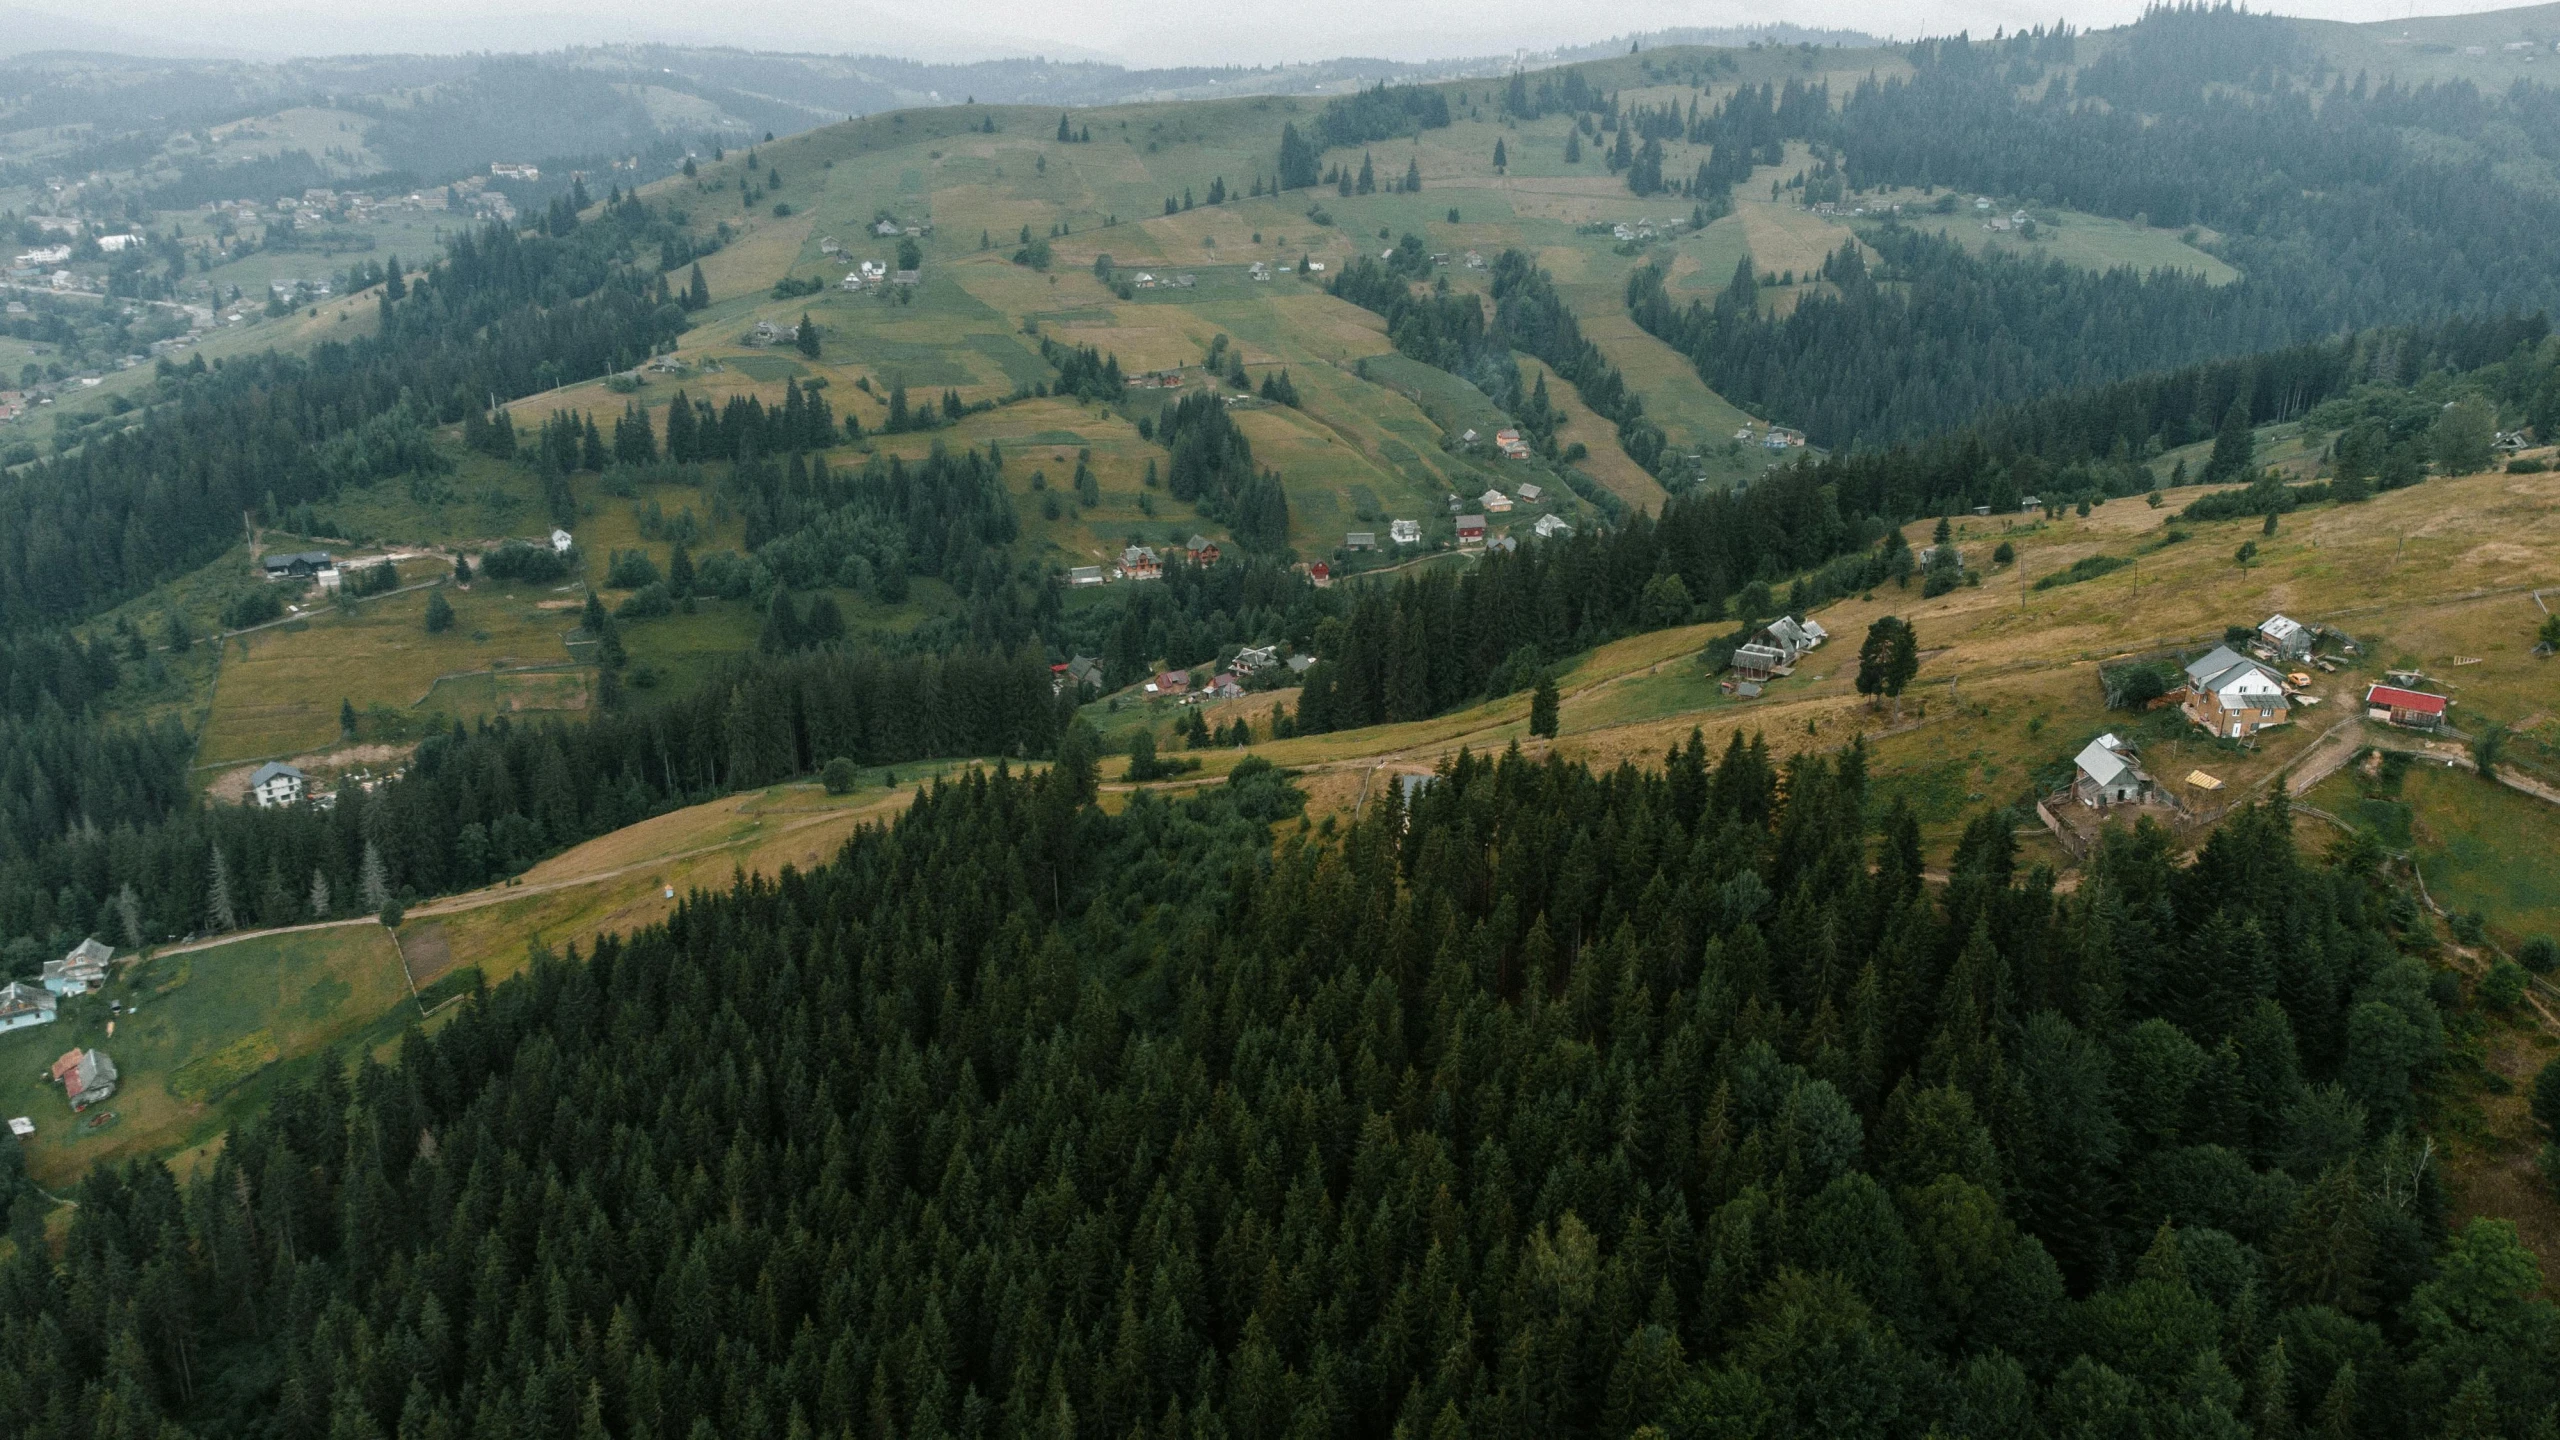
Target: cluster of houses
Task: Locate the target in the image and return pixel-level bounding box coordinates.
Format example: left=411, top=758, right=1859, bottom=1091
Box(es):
left=1130, top=272, right=1198, bottom=291
left=1733, top=424, right=1806, bottom=451
left=1724, top=615, right=1829, bottom=696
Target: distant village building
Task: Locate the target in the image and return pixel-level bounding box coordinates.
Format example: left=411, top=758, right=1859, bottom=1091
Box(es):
left=41, top=938, right=111, bottom=996
left=2181, top=646, right=2291, bottom=739
left=1516, top=482, right=1543, bottom=503
left=1067, top=565, right=1105, bottom=587
left=1730, top=642, right=1788, bottom=684
left=1493, top=429, right=1532, bottom=460
left=2365, top=683, right=2449, bottom=729
left=1119, top=546, right=1163, bottom=581
left=0, top=981, right=57, bottom=1033
left=1533, top=514, right=1573, bottom=539
left=1455, top=515, right=1486, bottom=546
left=250, top=761, right=307, bottom=808
left=1308, top=562, right=1332, bottom=588
left=1233, top=645, right=1279, bottom=674
left=51, top=1048, right=116, bottom=1109
left=1063, top=656, right=1105, bottom=692
left=1479, top=488, right=1514, bottom=514
left=261, top=550, right=333, bottom=580
left=552, top=528, right=575, bottom=554
left=2072, top=733, right=2152, bottom=807
left=1186, top=535, right=1221, bottom=566
left=1345, top=531, right=1375, bottom=551
left=490, top=163, right=541, bottom=181
left=1146, top=670, right=1192, bottom=696
left=1754, top=616, right=1828, bottom=667
left=1389, top=519, right=1422, bottom=545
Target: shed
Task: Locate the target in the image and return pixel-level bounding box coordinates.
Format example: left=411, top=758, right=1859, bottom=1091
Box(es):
left=2364, top=684, right=2448, bottom=729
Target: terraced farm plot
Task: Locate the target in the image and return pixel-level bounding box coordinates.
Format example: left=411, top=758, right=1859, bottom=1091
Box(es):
left=196, top=576, right=588, bottom=768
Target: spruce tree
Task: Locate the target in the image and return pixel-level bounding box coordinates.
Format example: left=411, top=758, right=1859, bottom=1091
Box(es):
left=206, top=844, right=236, bottom=933
left=1529, top=670, right=1560, bottom=737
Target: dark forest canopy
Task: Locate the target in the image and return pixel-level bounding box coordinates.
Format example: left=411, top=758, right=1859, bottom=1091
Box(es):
left=4, top=739, right=2549, bottom=1438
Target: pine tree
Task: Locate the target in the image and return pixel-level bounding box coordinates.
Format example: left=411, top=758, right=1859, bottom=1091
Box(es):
left=1493, top=137, right=1508, bottom=172
left=1404, top=156, right=1422, bottom=192
left=424, top=590, right=455, bottom=634
left=1530, top=670, right=1560, bottom=737
left=308, top=869, right=332, bottom=919
left=686, top=263, right=710, bottom=310
left=797, top=312, right=821, bottom=358
left=359, top=840, right=390, bottom=913
left=206, top=844, right=237, bottom=933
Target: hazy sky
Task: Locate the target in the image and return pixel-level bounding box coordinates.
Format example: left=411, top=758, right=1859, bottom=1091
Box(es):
left=28, top=0, right=2513, bottom=67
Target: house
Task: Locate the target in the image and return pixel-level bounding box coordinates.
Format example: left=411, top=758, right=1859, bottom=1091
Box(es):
left=1146, top=670, right=1192, bottom=696
left=1459, top=429, right=1479, bottom=444
left=0, top=981, right=57, bottom=1033
left=1456, top=514, right=1486, bottom=545
left=1287, top=654, right=1317, bottom=676
left=2072, top=733, right=2152, bottom=807
left=1755, top=616, right=1825, bottom=666
left=1309, top=562, right=1332, bottom=588
left=1248, top=261, right=1270, bottom=280
left=2365, top=683, right=2449, bottom=729
left=1119, top=546, right=1163, bottom=581
left=1731, top=643, right=1789, bottom=683
left=1516, top=482, right=1543, bottom=502
left=1064, top=656, right=1105, bottom=691
left=313, top=566, right=343, bottom=594
left=490, top=163, right=541, bottom=182
left=1533, top=514, right=1573, bottom=539
left=260, top=550, right=332, bottom=580
left=41, top=937, right=111, bottom=996
left=1186, top=535, right=1221, bottom=566
left=551, top=527, right=575, bottom=555
left=1207, top=673, right=1244, bottom=699
left=2181, top=646, right=2291, bottom=739
left=1345, top=531, right=1375, bottom=551
left=250, top=761, right=307, bottom=808
left=50, top=1048, right=116, bottom=1110
left=1233, top=645, right=1279, bottom=675
left=892, top=270, right=921, bottom=286
left=1493, top=429, right=1532, bottom=460
left=2257, top=614, right=2312, bottom=661
left=1067, top=565, right=1105, bottom=587
left=1389, top=519, right=1422, bottom=545
left=873, top=218, right=902, bottom=236
left=2019, top=494, right=2043, bottom=512
left=749, top=320, right=798, bottom=346
left=1487, top=535, right=1518, bottom=553
left=1480, top=488, right=1514, bottom=513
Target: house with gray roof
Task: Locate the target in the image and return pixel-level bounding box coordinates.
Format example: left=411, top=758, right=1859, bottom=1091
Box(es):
left=2182, top=646, right=2291, bottom=739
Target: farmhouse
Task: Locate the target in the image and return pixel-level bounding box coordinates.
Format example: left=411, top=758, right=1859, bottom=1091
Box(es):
left=250, top=761, right=307, bottom=808
left=50, top=1047, right=116, bottom=1110
left=1309, top=563, right=1332, bottom=588
left=2257, top=614, right=2312, bottom=661
left=2181, top=646, right=2291, bottom=739
left=1119, top=546, right=1163, bottom=581
left=1063, top=656, right=1104, bottom=691
left=2072, top=733, right=2152, bottom=807
left=0, top=981, right=56, bottom=1033
left=1186, top=535, right=1221, bottom=565
left=1493, top=429, right=1532, bottom=460
left=1533, top=514, right=1573, bottom=539
left=1479, top=489, right=1514, bottom=514
left=1147, top=670, right=1191, bottom=696
left=1516, top=482, right=1543, bottom=503
left=1754, top=616, right=1827, bottom=666
left=1455, top=514, right=1486, bottom=546
left=41, top=937, right=111, bottom=995
left=1389, top=519, right=1422, bottom=545
left=1731, top=643, right=1789, bottom=683
left=1067, top=565, right=1105, bottom=587
left=1345, top=532, right=1375, bottom=551
left=260, top=550, right=333, bottom=580
left=1233, top=645, right=1279, bottom=674
left=552, top=528, right=575, bottom=554
left=2365, top=683, right=2449, bottom=729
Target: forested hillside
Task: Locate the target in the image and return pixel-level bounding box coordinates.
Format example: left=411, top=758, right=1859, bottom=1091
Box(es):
left=6, top=743, right=2550, bottom=1438
left=1626, top=5, right=2560, bottom=445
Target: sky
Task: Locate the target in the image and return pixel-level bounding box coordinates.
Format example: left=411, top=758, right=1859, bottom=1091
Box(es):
left=4, top=0, right=2525, bottom=67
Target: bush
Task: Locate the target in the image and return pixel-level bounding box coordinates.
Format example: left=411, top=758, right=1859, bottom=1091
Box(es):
left=379, top=899, right=404, bottom=928
left=821, top=756, right=859, bottom=795
left=220, top=587, right=286, bottom=630
left=2481, top=959, right=2527, bottom=1011
left=2451, top=909, right=2489, bottom=945
left=607, top=549, right=662, bottom=589
left=2032, top=554, right=2130, bottom=591
left=616, top=582, right=673, bottom=619
left=479, top=541, right=570, bottom=584
left=2508, top=457, right=2547, bottom=474
left=2520, top=934, right=2559, bottom=974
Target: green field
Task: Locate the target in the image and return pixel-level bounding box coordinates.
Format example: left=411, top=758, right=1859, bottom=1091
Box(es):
left=1882, top=204, right=2240, bottom=284
left=2315, top=762, right=2560, bottom=948
left=0, top=926, right=413, bottom=1186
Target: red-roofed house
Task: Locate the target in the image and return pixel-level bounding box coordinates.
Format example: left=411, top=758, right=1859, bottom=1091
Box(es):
left=1308, top=562, right=1332, bottom=589
left=2365, top=684, right=2448, bottom=729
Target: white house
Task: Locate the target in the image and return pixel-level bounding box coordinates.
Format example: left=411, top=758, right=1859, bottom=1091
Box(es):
left=2072, top=733, right=2151, bottom=807
left=551, top=528, right=575, bottom=555
left=2182, top=646, right=2291, bottom=739
left=1067, top=565, right=1104, bottom=587
left=0, top=981, right=57, bottom=1033
left=1479, top=488, right=1514, bottom=514
left=250, top=761, right=307, bottom=808
left=1533, top=514, right=1573, bottom=539
left=41, top=937, right=111, bottom=996
left=1389, top=519, right=1422, bottom=545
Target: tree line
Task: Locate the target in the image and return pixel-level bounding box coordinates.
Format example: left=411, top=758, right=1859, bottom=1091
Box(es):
left=4, top=730, right=2542, bottom=1438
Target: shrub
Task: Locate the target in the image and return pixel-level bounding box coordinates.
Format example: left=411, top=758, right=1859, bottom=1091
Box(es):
left=2032, top=554, right=2130, bottom=591
left=616, top=582, right=673, bottom=619
left=219, top=587, right=286, bottom=630
left=479, top=541, right=570, bottom=584
left=607, top=549, right=662, bottom=589
left=2520, top=934, right=2558, bottom=974
left=821, top=757, right=859, bottom=794
left=2481, top=959, right=2527, bottom=1011
left=2451, top=909, right=2489, bottom=945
